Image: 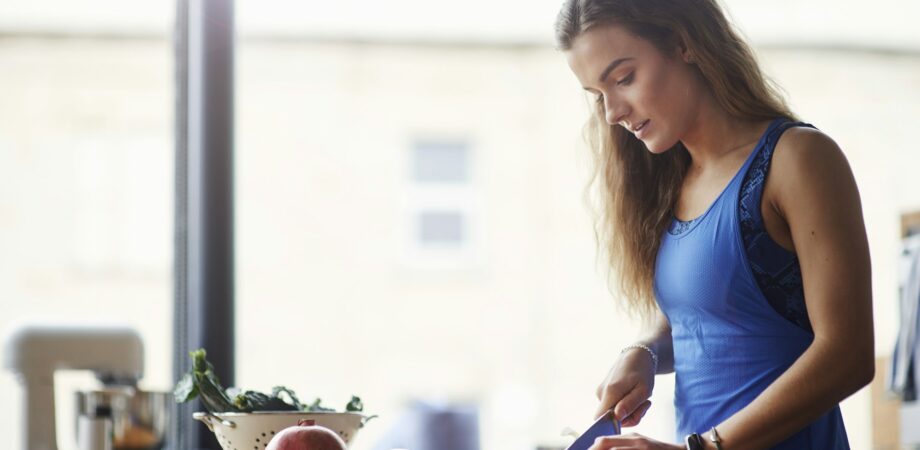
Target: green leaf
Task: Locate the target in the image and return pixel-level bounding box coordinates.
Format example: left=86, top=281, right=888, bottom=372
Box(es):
left=190, top=349, right=207, bottom=372
left=173, top=373, right=198, bottom=403
left=304, top=398, right=335, bottom=412
left=272, top=386, right=303, bottom=410
left=345, top=396, right=364, bottom=412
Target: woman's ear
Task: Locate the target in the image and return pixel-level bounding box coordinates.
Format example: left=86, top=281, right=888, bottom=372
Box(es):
left=675, top=39, right=694, bottom=64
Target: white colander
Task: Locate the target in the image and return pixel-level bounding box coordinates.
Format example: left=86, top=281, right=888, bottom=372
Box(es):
left=193, top=411, right=367, bottom=449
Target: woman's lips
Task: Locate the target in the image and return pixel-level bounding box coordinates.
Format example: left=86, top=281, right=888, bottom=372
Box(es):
left=635, top=120, right=650, bottom=139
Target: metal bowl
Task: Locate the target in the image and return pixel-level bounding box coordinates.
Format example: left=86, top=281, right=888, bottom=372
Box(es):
left=76, top=387, right=171, bottom=450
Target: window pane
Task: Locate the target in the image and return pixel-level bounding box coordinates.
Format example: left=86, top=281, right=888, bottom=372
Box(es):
left=233, top=2, right=920, bottom=450
left=232, top=34, right=651, bottom=450
left=413, top=141, right=469, bottom=183
left=418, top=211, right=465, bottom=245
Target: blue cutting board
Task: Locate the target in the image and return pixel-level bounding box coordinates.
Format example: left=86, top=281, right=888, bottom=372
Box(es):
left=564, top=411, right=621, bottom=450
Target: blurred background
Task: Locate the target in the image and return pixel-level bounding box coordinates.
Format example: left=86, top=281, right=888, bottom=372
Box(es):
left=1, top=0, right=919, bottom=449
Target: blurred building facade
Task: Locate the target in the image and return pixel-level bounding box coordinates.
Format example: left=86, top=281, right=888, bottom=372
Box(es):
left=2, top=2, right=920, bottom=449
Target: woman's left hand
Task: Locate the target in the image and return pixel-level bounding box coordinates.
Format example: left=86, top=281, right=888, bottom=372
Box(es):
left=588, top=432, right=684, bottom=450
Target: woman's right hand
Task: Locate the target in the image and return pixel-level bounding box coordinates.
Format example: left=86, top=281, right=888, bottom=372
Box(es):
left=594, top=346, right=657, bottom=426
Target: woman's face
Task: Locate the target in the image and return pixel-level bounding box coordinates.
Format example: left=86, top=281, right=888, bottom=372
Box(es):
left=565, top=23, right=704, bottom=153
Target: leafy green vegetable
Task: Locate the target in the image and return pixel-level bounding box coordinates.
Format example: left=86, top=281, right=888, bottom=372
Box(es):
left=232, top=389, right=298, bottom=412
left=272, top=386, right=303, bottom=409
left=303, top=398, right=335, bottom=412
left=174, top=349, right=236, bottom=413
left=345, top=396, right=363, bottom=412
left=174, top=348, right=373, bottom=422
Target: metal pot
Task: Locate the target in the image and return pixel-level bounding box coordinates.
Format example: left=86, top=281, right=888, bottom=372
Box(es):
left=75, top=387, right=171, bottom=450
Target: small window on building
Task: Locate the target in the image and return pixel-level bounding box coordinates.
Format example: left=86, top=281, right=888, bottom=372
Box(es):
left=413, top=141, right=469, bottom=183
left=403, top=137, right=478, bottom=269
left=418, top=211, right=465, bottom=245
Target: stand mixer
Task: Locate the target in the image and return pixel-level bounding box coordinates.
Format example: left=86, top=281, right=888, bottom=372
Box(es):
left=3, top=324, right=171, bottom=450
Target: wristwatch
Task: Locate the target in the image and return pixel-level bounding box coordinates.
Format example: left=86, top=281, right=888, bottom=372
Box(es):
left=684, top=433, right=704, bottom=450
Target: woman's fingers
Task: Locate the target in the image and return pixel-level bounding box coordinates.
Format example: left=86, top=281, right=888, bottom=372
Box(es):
left=620, top=399, right=652, bottom=427
left=588, top=432, right=678, bottom=450
left=588, top=434, right=642, bottom=450
left=595, top=351, right=656, bottom=422
left=594, top=381, right=631, bottom=419
left=613, top=384, right=650, bottom=421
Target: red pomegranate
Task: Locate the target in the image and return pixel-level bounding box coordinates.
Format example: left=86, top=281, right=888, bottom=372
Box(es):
left=264, top=420, right=347, bottom=450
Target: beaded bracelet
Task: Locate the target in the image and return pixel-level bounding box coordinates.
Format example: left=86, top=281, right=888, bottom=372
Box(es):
left=620, top=343, right=659, bottom=374
left=709, top=427, right=724, bottom=450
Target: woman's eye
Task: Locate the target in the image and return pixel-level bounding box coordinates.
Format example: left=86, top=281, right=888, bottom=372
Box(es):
left=616, top=72, right=635, bottom=86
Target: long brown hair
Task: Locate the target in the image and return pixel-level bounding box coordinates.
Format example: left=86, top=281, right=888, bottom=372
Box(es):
left=554, top=0, right=797, bottom=318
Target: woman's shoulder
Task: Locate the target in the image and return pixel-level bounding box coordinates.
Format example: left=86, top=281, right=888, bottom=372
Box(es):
left=767, top=123, right=859, bottom=215
left=771, top=124, right=850, bottom=183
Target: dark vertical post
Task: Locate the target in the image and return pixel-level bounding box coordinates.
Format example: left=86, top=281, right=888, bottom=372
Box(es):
left=171, top=0, right=191, bottom=448
left=173, top=0, right=235, bottom=449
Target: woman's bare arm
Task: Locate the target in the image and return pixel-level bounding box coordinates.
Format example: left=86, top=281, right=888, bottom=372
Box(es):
left=705, top=127, right=874, bottom=449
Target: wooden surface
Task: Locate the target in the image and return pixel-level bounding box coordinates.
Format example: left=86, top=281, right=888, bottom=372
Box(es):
left=872, top=355, right=902, bottom=450
left=901, top=210, right=920, bottom=236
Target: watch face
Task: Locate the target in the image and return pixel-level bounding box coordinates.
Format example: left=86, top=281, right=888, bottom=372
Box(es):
left=685, top=433, right=704, bottom=450
left=565, top=411, right=621, bottom=450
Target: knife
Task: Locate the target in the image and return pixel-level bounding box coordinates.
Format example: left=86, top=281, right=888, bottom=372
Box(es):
left=564, top=410, right=621, bottom=450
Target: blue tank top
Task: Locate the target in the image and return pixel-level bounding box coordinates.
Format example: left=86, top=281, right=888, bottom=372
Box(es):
left=654, top=117, right=850, bottom=449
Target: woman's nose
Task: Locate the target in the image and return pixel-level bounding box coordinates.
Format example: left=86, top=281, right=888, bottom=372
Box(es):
left=603, top=95, right=628, bottom=126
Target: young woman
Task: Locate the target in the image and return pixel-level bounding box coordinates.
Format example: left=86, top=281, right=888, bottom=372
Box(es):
left=554, top=1, right=874, bottom=449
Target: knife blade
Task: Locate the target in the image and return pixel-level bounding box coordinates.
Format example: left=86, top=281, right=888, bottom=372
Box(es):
left=564, top=410, right=621, bottom=450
